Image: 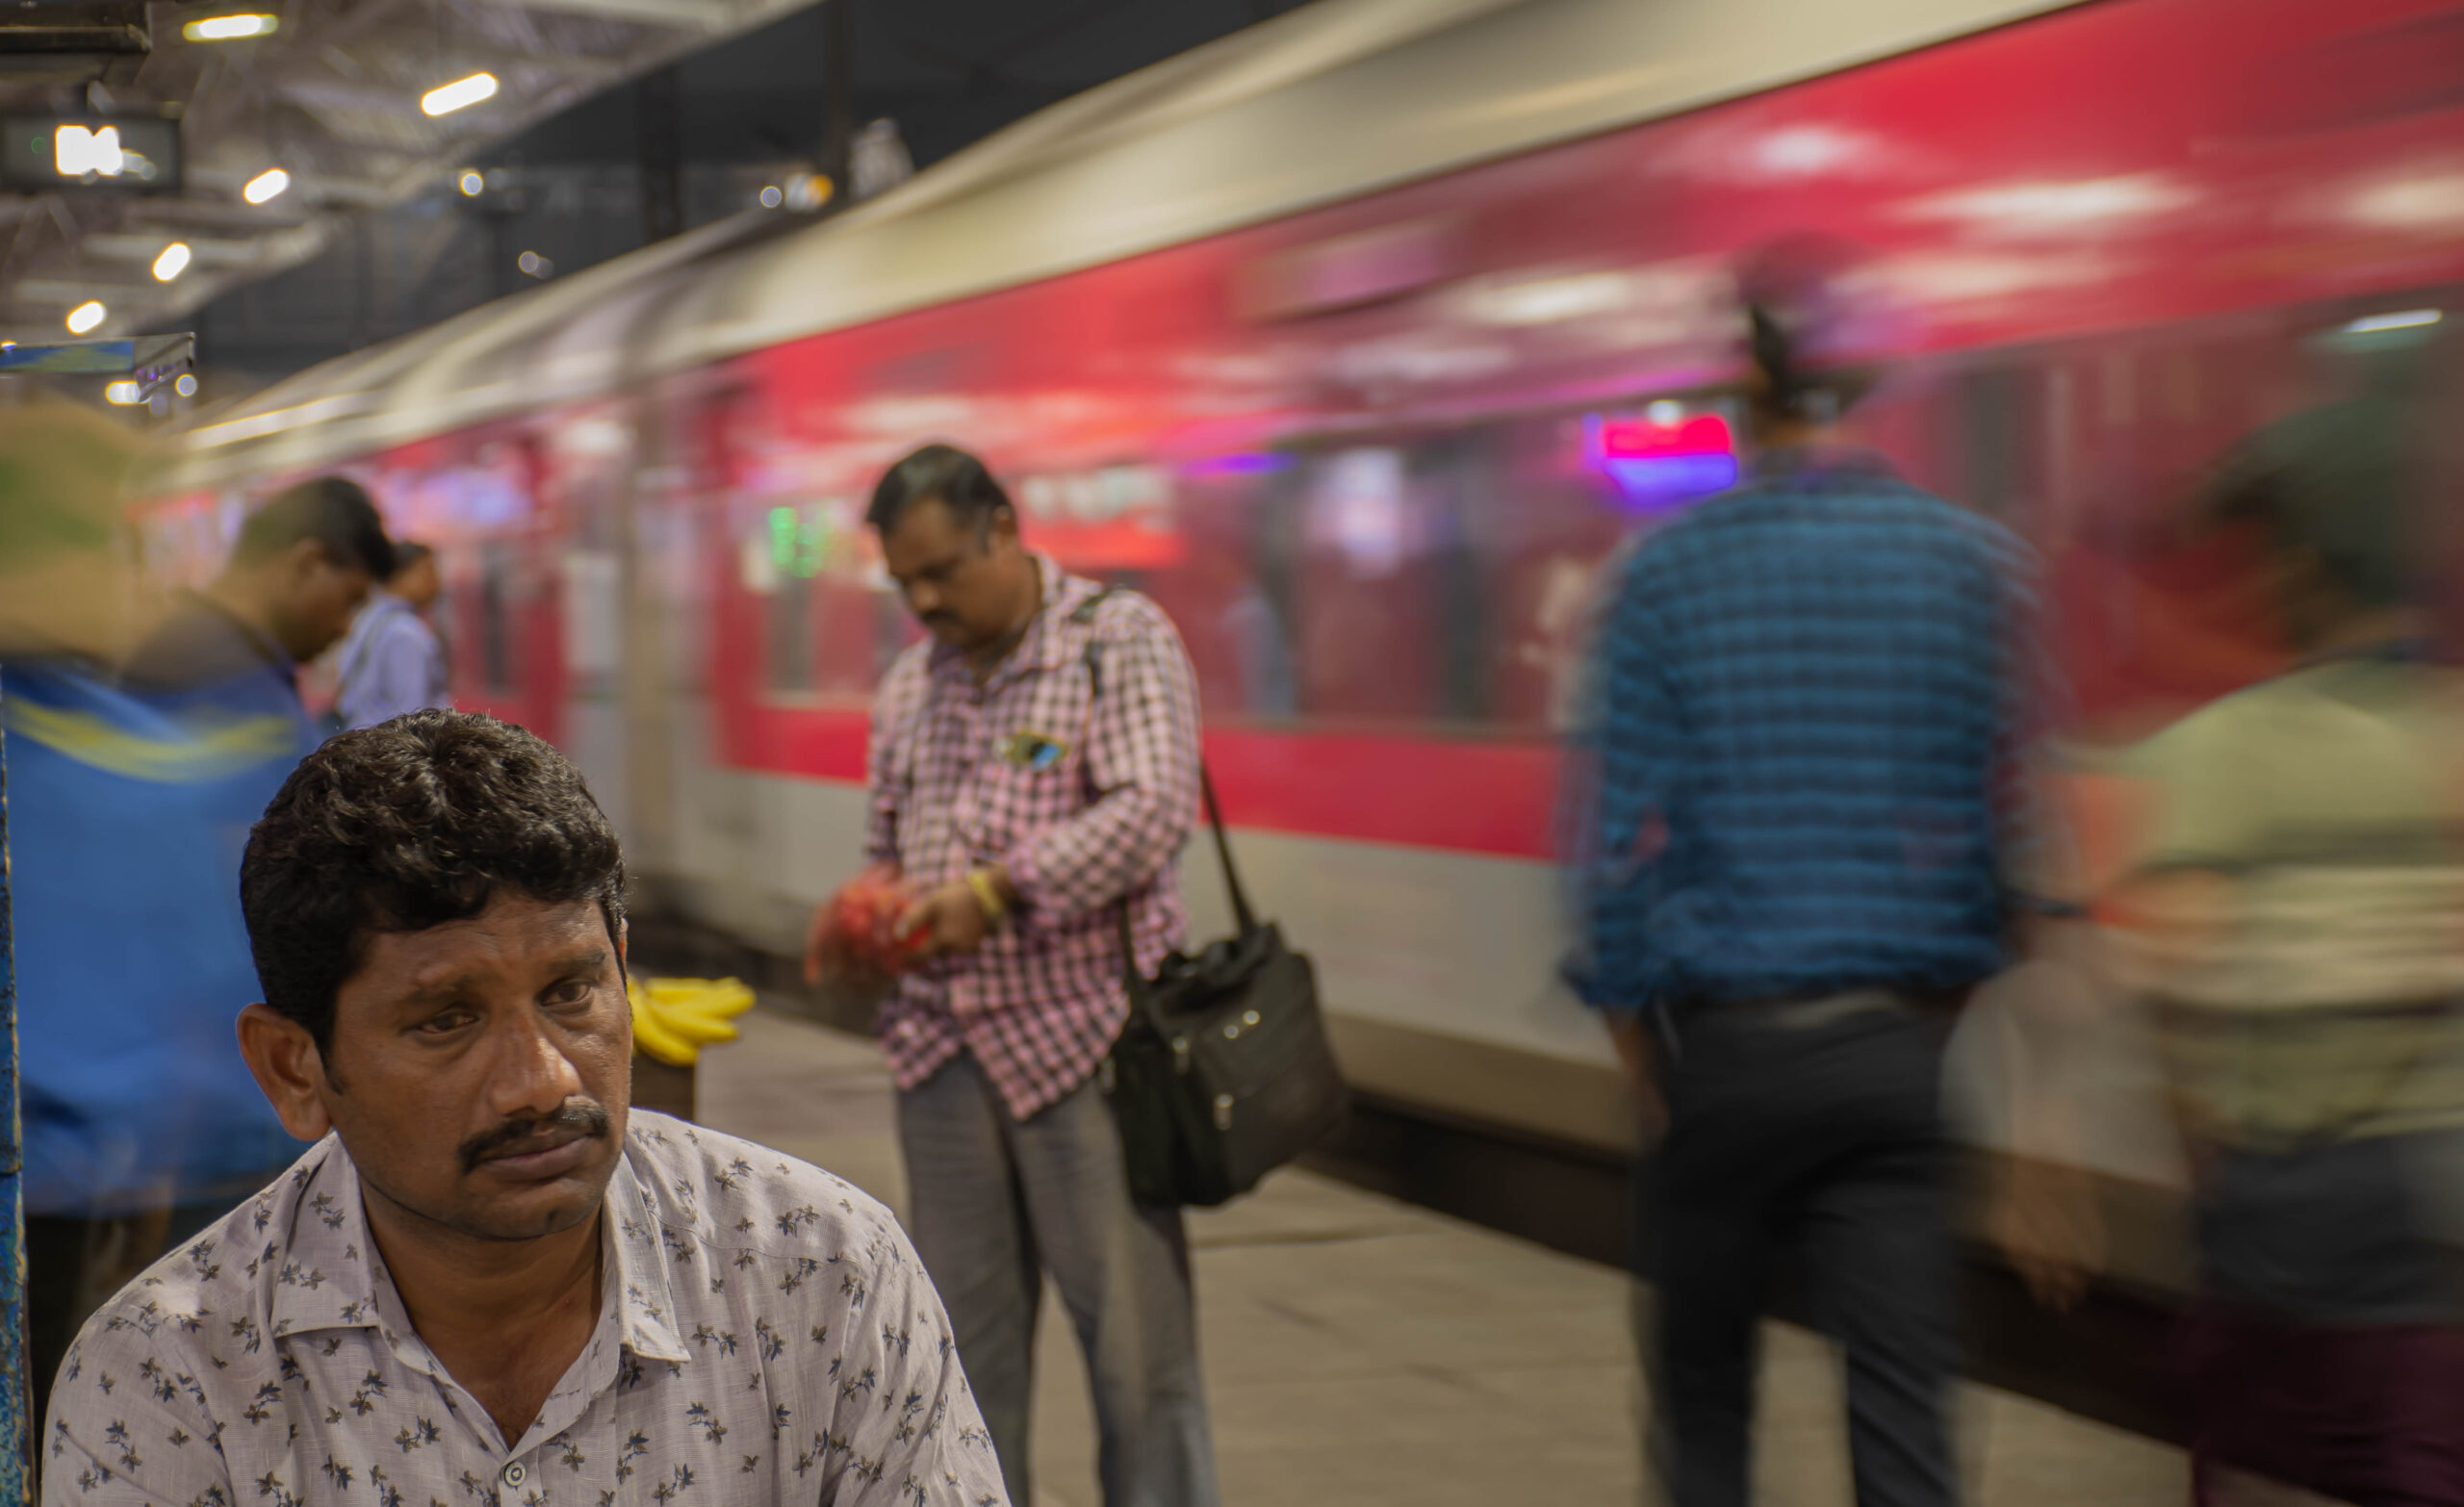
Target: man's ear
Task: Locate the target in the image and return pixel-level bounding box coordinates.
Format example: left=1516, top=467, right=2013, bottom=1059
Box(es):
left=238, top=1004, right=336, bottom=1142
left=277, top=535, right=328, bottom=584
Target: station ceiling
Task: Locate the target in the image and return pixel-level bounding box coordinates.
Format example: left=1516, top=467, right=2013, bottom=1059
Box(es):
left=184, top=0, right=1314, bottom=389
left=0, top=0, right=815, bottom=341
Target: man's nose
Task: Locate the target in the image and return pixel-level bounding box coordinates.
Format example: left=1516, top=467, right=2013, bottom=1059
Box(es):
left=906, top=580, right=940, bottom=616
left=488, top=1009, right=585, bottom=1118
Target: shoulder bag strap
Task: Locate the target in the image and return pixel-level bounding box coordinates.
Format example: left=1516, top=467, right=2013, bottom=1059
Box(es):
left=1194, top=766, right=1257, bottom=934
left=1071, top=589, right=1258, bottom=1001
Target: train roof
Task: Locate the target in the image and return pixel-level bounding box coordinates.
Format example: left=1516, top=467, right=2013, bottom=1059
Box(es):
left=171, top=0, right=2077, bottom=487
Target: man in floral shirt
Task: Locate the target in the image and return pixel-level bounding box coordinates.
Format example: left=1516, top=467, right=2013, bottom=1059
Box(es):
left=44, top=710, right=1007, bottom=1507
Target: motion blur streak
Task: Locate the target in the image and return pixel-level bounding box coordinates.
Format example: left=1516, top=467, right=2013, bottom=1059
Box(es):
left=121, top=0, right=2464, bottom=1445
left=0, top=402, right=155, bottom=666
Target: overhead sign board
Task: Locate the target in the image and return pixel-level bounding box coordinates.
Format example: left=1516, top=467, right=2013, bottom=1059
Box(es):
left=0, top=334, right=194, bottom=394
left=0, top=115, right=181, bottom=193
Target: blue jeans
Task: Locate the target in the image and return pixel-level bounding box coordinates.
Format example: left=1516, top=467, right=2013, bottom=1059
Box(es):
left=896, top=1051, right=1219, bottom=1507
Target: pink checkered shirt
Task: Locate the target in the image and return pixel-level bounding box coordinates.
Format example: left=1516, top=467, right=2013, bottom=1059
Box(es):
left=867, top=558, right=1201, bottom=1119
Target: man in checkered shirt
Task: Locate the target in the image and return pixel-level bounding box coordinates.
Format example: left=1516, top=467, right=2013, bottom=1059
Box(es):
left=807, top=443, right=1218, bottom=1507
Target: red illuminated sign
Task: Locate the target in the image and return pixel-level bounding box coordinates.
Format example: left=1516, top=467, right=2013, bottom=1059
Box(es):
left=1585, top=411, right=1740, bottom=507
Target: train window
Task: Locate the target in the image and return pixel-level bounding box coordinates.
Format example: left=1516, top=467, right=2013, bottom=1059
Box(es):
left=766, top=571, right=815, bottom=694
left=476, top=541, right=521, bottom=696
left=1133, top=423, right=1636, bottom=733
left=753, top=498, right=887, bottom=702
left=1123, top=458, right=1301, bottom=723
left=1467, top=415, right=1639, bottom=731
left=873, top=590, right=918, bottom=681
left=1283, top=445, right=1453, bottom=723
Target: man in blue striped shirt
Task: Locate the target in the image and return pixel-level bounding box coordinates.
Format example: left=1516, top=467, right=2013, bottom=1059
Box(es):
left=1569, top=243, right=2051, bottom=1507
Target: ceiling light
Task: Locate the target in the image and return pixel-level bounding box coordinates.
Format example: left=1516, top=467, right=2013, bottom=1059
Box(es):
left=456, top=168, right=484, bottom=196
left=1463, top=270, right=1633, bottom=326
left=517, top=250, right=552, bottom=279
left=56, top=125, right=123, bottom=178
left=152, top=242, right=191, bottom=282
left=2343, top=309, right=2442, bottom=335
left=182, top=13, right=277, bottom=41
left=65, top=301, right=104, bottom=334
left=758, top=185, right=783, bottom=209
left=1904, top=173, right=2194, bottom=234
left=103, top=380, right=141, bottom=405
left=422, top=73, right=499, bottom=117
left=242, top=167, right=289, bottom=204
left=174, top=372, right=198, bottom=397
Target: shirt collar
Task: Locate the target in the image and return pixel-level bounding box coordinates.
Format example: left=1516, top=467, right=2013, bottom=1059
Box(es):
left=1748, top=445, right=1902, bottom=487
left=265, top=1131, right=692, bottom=1367
left=606, top=1144, right=692, bottom=1364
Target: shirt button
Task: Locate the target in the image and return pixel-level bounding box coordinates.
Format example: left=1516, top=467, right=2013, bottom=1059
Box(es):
left=501, top=1460, right=527, bottom=1489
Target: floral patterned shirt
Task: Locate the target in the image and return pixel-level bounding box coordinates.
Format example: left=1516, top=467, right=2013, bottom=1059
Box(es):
left=41, top=1111, right=1009, bottom=1507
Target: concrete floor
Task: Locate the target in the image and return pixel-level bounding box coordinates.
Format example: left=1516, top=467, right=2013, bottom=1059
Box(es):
left=696, top=1008, right=2187, bottom=1507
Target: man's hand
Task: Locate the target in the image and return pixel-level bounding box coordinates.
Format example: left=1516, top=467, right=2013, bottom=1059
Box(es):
left=897, top=867, right=1015, bottom=958
left=1604, top=1011, right=1668, bottom=1147
left=1989, top=1154, right=2106, bottom=1310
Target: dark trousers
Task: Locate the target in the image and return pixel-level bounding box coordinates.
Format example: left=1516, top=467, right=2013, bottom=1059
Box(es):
left=2181, top=1132, right=2464, bottom=1506
left=1637, top=997, right=1959, bottom=1507
left=896, top=1052, right=1218, bottom=1507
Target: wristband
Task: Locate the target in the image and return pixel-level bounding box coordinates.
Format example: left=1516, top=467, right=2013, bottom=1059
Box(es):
left=966, top=868, right=1009, bottom=927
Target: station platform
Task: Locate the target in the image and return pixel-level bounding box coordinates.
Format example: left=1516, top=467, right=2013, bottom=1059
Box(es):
left=697, top=1007, right=2187, bottom=1506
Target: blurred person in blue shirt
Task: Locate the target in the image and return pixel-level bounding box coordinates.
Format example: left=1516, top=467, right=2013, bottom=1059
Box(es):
left=121, top=475, right=390, bottom=710
left=332, top=538, right=450, bottom=730
left=15, top=474, right=392, bottom=1426
left=1565, top=239, right=2063, bottom=1507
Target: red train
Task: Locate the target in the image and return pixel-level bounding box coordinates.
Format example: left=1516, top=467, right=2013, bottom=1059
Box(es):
left=150, top=0, right=2464, bottom=1224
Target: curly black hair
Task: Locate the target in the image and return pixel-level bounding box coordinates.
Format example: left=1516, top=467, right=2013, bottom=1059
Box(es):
left=240, top=710, right=627, bottom=1058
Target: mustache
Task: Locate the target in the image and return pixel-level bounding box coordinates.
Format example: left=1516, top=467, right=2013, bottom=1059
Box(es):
left=458, top=1101, right=610, bottom=1172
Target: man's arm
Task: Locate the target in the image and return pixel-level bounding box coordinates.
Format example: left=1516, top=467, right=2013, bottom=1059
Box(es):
left=1002, top=603, right=1200, bottom=923
left=818, top=1220, right=1011, bottom=1506
left=1563, top=554, right=1681, bottom=1021
left=862, top=668, right=912, bottom=874
left=1557, top=553, right=1684, bottom=1135
left=338, top=616, right=432, bottom=729
left=40, top=1329, right=230, bottom=1505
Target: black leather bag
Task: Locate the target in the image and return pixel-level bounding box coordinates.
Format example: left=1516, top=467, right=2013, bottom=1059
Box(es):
left=1101, top=770, right=1350, bottom=1208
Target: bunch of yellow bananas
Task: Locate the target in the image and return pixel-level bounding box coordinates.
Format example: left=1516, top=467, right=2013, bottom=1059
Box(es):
left=628, top=976, right=757, bottom=1067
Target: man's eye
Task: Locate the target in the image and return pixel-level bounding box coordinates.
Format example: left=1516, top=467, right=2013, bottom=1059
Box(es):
left=545, top=980, right=597, bottom=1008
left=419, top=1011, right=476, bottom=1034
